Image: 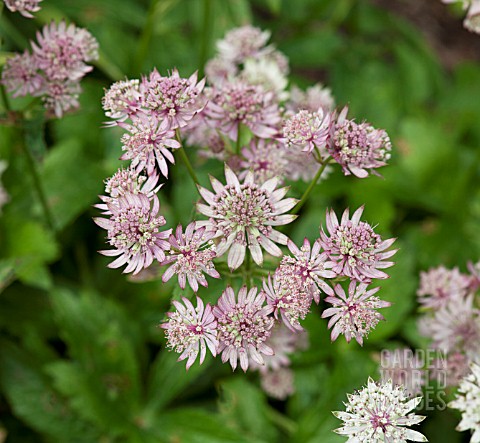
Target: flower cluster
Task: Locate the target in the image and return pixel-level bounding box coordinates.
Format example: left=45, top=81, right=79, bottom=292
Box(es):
left=3, top=0, right=41, bottom=18
left=94, top=25, right=397, bottom=378
left=449, top=363, right=480, bottom=443
left=417, top=262, right=480, bottom=386
left=1, top=21, right=98, bottom=117
left=333, top=377, right=427, bottom=442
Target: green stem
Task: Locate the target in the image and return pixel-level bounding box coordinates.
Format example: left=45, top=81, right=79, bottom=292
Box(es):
left=175, top=129, right=200, bottom=192
left=0, top=83, right=11, bottom=113
left=20, top=125, right=56, bottom=232
left=244, top=248, right=252, bottom=287
left=198, top=0, right=212, bottom=77
left=235, top=124, right=242, bottom=155
left=292, top=156, right=331, bottom=215
left=265, top=407, right=297, bottom=435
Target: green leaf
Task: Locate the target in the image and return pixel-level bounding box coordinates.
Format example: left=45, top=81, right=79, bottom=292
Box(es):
left=0, top=340, right=98, bottom=442
left=218, top=378, right=279, bottom=442
left=41, top=138, right=105, bottom=230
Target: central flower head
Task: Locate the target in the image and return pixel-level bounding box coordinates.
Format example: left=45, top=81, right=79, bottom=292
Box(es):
left=196, top=165, right=297, bottom=270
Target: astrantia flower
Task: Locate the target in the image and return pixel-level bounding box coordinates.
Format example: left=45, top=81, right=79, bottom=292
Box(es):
left=184, top=113, right=226, bottom=160
left=320, top=206, right=397, bottom=282
left=216, top=25, right=271, bottom=63
left=4, top=0, right=41, bottom=18
left=196, top=165, right=297, bottom=270
left=283, top=150, right=333, bottom=183
left=276, top=238, right=336, bottom=304
left=260, top=368, right=295, bottom=400
left=283, top=108, right=332, bottom=154
left=333, top=377, right=427, bottom=442
left=1, top=51, right=43, bottom=97
left=417, top=265, right=470, bottom=310
left=141, top=68, right=206, bottom=130
left=430, top=351, right=470, bottom=387
left=241, top=58, right=289, bottom=100
left=262, top=273, right=311, bottom=332
left=94, top=192, right=171, bottom=274
left=449, top=363, right=480, bottom=442
left=424, top=294, right=480, bottom=357
left=329, top=106, right=392, bottom=178
left=161, top=296, right=218, bottom=370
left=204, top=57, right=237, bottom=85
left=213, top=286, right=274, bottom=372
left=102, top=79, right=142, bottom=121
left=161, top=222, right=220, bottom=292
left=119, top=115, right=180, bottom=177
left=239, top=139, right=288, bottom=184
left=32, top=21, right=98, bottom=82
left=322, top=281, right=391, bottom=345
left=42, top=80, right=81, bottom=118
left=205, top=82, right=281, bottom=141
left=288, top=83, right=335, bottom=113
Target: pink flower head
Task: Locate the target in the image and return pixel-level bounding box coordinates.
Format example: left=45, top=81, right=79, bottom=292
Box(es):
left=239, top=139, right=287, bottom=184
left=196, top=165, right=297, bottom=270
left=467, top=260, right=480, bottom=292
left=260, top=368, right=295, bottom=400
left=4, top=0, right=41, bottom=18
left=288, top=83, right=335, bottom=113
left=329, top=106, right=392, bottom=178
left=276, top=238, right=336, bottom=304
left=161, top=222, right=220, bottom=292
left=119, top=115, right=180, bottom=178
left=283, top=108, right=333, bottom=154
left=216, top=25, right=272, bottom=64
left=42, top=80, right=81, bottom=118
left=417, top=265, right=470, bottom=310
left=425, top=294, right=480, bottom=357
left=32, top=21, right=98, bottom=82
left=283, top=150, right=332, bottom=183
left=94, top=192, right=171, bottom=274
left=322, top=280, right=391, bottom=345
left=204, top=57, right=237, bottom=85
left=161, top=296, right=218, bottom=370
left=204, top=82, right=281, bottom=141
left=141, top=68, right=206, bottom=130
left=320, top=206, right=397, bottom=282
left=102, top=79, right=142, bottom=121
left=262, top=273, right=311, bottom=332
left=213, top=286, right=274, bottom=372
left=1, top=51, right=43, bottom=97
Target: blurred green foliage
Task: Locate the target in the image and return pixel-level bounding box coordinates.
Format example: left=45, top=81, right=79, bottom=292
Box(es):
left=0, top=0, right=479, bottom=441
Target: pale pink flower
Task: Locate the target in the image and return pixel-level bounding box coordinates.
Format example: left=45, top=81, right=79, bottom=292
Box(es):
left=184, top=113, right=226, bottom=159
left=119, top=115, right=180, bottom=177
left=262, top=273, right=311, bottom=332
left=94, top=193, right=171, bottom=275
left=430, top=352, right=471, bottom=387
left=161, top=222, right=220, bottom=292
left=204, top=57, right=237, bottom=85
left=102, top=79, right=142, bottom=121
left=141, top=68, right=206, bottom=130
left=216, top=25, right=272, bottom=63
left=213, top=286, right=274, bottom=372
left=204, top=82, right=281, bottom=141
left=42, top=80, right=81, bottom=118
left=322, top=281, right=391, bottom=345
left=161, top=296, right=218, bottom=370
left=196, top=165, right=297, bottom=270
left=1, top=51, right=43, bottom=97
left=260, top=368, right=295, bottom=400
left=4, top=0, right=41, bottom=18
left=329, top=106, right=392, bottom=178
left=283, top=108, right=333, bottom=153
left=417, top=265, right=470, bottom=310
left=32, top=21, right=98, bottom=82
left=424, top=294, right=480, bottom=357
left=333, top=378, right=427, bottom=443
left=320, top=206, right=397, bottom=282
left=288, top=83, right=335, bottom=113
left=239, top=139, right=288, bottom=184
left=240, top=58, right=289, bottom=100
left=283, top=150, right=333, bottom=182
left=276, top=238, right=336, bottom=304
